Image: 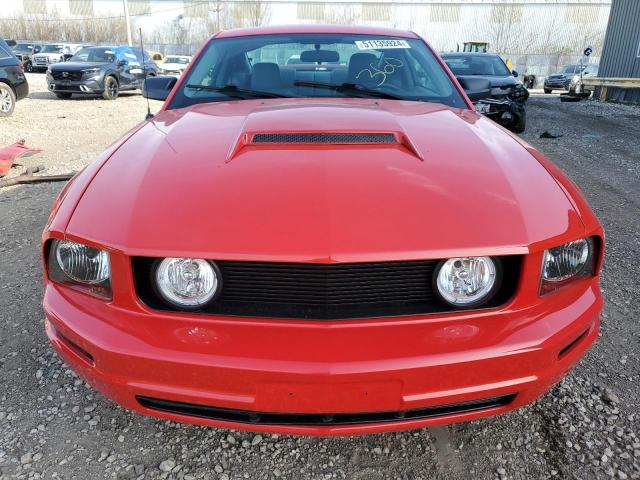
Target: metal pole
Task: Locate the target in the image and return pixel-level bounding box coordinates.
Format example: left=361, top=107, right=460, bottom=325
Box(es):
left=123, top=0, right=133, bottom=47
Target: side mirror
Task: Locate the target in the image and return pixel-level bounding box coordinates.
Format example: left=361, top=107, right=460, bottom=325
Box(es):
left=143, top=75, right=177, bottom=101
left=457, top=76, right=492, bottom=101
left=512, top=70, right=518, bottom=77
left=118, top=60, right=128, bottom=67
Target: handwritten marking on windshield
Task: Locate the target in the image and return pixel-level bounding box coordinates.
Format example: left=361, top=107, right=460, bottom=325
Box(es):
left=356, top=58, right=404, bottom=86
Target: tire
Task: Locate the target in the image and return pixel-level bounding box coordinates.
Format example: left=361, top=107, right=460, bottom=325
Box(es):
left=544, top=88, right=552, bottom=94
left=102, top=76, right=119, bottom=100
left=55, top=92, right=72, bottom=99
left=0, top=82, right=16, bottom=117
left=24, top=61, right=33, bottom=73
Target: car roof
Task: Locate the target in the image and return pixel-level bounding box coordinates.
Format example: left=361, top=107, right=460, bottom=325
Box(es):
left=215, top=24, right=419, bottom=39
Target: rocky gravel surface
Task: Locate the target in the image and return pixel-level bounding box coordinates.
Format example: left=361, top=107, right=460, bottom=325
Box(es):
left=0, top=77, right=639, bottom=479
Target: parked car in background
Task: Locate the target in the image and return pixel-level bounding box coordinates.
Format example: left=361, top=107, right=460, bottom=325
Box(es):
left=32, top=43, right=82, bottom=72
left=12, top=41, right=42, bottom=73
left=0, top=37, right=29, bottom=116
left=442, top=52, right=528, bottom=133
left=157, top=55, right=191, bottom=74
left=46, top=45, right=157, bottom=100
left=12, top=41, right=42, bottom=55
left=544, top=64, right=598, bottom=94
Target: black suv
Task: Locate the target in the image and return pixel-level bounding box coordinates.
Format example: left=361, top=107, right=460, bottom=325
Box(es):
left=0, top=37, right=29, bottom=117
left=442, top=52, right=528, bottom=133
left=46, top=45, right=157, bottom=100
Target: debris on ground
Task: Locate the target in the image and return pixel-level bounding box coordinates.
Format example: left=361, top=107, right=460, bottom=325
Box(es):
left=539, top=131, right=563, bottom=139
left=0, top=139, right=42, bottom=177
left=0, top=165, right=75, bottom=189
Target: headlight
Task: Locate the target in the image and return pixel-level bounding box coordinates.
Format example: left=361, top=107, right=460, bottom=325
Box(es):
left=47, top=240, right=112, bottom=299
left=434, top=256, right=498, bottom=307
left=155, top=258, right=220, bottom=309
left=82, top=68, right=100, bottom=78
left=540, top=237, right=595, bottom=294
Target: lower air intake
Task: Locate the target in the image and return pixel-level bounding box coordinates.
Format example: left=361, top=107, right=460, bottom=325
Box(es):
left=136, top=394, right=516, bottom=426
left=251, top=133, right=397, bottom=144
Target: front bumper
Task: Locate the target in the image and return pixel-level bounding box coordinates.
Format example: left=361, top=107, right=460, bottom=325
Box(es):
left=544, top=79, right=571, bottom=90
left=476, top=98, right=525, bottom=129
left=47, top=78, right=103, bottom=94
left=44, top=273, right=601, bottom=436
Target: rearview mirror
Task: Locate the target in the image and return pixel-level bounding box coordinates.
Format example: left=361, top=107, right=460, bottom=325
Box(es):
left=143, top=75, right=177, bottom=101
left=300, top=50, right=339, bottom=63
left=118, top=59, right=128, bottom=67
left=457, top=76, right=492, bottom=101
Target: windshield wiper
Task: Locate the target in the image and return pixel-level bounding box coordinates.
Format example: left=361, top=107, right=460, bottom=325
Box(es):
left=293, top=80, right=406, bottom=100
left=185, top=84, right=290, bottom=99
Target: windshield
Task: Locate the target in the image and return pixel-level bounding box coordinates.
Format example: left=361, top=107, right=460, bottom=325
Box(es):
left=443, top=55, right=511, bottom=76
left=169, top=33, right=466, bottom=109
left=562, top=65, right=585, bottom=74
left=42, top=45, right=63, bottom=53
left=70, top=47, right=116, bottom=63
left=165, top=56, right=189, bottom=64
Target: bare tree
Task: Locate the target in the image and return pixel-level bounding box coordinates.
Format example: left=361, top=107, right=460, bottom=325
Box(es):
left=324, top=5, right=360, bottom=25
left=485, top=4, right=527, bottom=54
left=244, top=1, right=272, bottom=27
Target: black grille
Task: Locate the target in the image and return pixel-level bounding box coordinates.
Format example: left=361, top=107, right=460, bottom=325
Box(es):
left=137, top=394, right=516, bottom=426
left=132, top=257, right=521, bottom=320
left=52, top=71, right=83, bottom=81
left=251, top=133, right=397, bottom=144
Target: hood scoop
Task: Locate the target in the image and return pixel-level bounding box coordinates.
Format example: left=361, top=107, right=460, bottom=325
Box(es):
left=251, top=133, right=398, bottom=144
left=227, top=131, right=423, bottom=162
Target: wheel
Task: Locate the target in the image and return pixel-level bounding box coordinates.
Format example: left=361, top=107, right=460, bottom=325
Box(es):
left=55, top=92, right=72, bottom=99
left=102, top=76, right=119, bottom=100
left=24, top=61, right=33, bottom=73
left=544, top=88, right=552, bottom=94
left=0, top=82, right=16, bottom=117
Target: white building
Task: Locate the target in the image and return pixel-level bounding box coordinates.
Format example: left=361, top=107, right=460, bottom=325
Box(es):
left=0, top=0, right=611, bottom=56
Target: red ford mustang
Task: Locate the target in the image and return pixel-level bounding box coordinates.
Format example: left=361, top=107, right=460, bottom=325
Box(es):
left=42, top=25, right=604, bottom=436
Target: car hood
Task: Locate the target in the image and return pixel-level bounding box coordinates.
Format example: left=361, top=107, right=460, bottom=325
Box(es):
left=50, top=61, right=110, bottom=71
left=67, top=99, right=584, bottom=261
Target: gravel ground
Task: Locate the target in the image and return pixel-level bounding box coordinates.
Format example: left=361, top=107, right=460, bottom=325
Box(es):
left=0, top=74, right=639, bottom=480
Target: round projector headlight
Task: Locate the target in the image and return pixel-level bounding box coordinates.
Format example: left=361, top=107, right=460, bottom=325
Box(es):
left=435, top=256, right=497, bottom=307
left=155, top=258, right=219, bottom=308
left=55, top=240, right=111, bottom=284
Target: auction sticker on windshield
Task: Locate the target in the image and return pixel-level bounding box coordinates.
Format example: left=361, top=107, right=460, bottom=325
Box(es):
left=355, top=39, right=410, bottom=50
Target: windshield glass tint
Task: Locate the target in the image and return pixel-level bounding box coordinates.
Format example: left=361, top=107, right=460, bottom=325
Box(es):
left=169, top=34, right=466, bottom=109
left=70, top=47, right=116, bottom=62
left=42, top=45, right=63, bottom=53
left=443, top=55, right=511, bottom=76
left=562, top=65, right=583, bottom=74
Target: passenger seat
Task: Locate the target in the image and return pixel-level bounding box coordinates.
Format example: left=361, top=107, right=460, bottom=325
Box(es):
left=251, top=62, right=284, bottom=92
